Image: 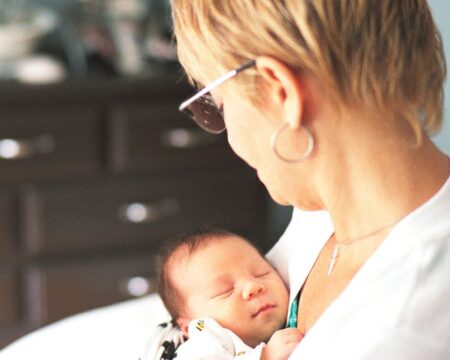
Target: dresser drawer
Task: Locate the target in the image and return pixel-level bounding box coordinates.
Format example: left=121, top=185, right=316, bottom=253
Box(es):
left=23, top=169, right=267, bottom=256
left=28, top=255, right=156, bottom=325
left=0, top=190, right=17, bottom=259
left=0, top=107, right=101, bottom=183
left=108, top=103, right=241, bottom=173
left=0, top=270, right=21, bottom=328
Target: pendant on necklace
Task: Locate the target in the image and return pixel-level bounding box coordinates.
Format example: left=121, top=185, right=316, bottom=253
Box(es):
left=327, top=245, right=340, bottom=276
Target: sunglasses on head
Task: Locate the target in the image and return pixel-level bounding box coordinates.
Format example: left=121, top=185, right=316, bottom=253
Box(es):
left=178, top=60, right=256, bottom=134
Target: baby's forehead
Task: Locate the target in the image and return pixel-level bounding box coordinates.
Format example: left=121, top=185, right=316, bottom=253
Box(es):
left=166, top=244, right=191, bottom=271
left=169, top=235, right=263, bottom=270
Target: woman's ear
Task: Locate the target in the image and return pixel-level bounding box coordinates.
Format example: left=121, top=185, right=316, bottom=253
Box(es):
left=256, top=56, right=305, bottom=130
left=176, top=316, right=190, bottom=337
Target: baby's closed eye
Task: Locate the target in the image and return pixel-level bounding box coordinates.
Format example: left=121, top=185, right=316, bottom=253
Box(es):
left=211, top=286, right=234, bottom=299
left=255, top=270, right=271, bottom=278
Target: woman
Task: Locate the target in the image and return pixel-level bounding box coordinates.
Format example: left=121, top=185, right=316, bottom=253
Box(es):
left=172, top=0, right=449, bottom=358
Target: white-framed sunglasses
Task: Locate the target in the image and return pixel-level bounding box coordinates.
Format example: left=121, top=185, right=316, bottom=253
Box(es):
left=178, top=60, right=256, bottom=134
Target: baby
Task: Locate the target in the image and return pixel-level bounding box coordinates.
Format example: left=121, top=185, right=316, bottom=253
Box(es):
left=157, top=228, right=303, bottom=359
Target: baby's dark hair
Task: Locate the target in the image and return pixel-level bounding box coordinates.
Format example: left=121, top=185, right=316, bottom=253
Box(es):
left=157, top=228, right=255, bottom=320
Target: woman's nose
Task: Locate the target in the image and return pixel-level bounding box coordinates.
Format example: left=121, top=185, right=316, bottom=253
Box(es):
left=242, top=280, right=265, bottom=300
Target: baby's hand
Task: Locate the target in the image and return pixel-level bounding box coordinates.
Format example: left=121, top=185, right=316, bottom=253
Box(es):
left=261, top=328, right=303, bottom=360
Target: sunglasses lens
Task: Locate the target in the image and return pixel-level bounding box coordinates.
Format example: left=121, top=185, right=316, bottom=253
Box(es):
left=184, top=94, right=225, bottom=134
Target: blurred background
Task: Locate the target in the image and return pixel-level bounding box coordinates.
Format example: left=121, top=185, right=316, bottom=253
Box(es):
left=0, top=0, right=177, bottom=81
left=0, top=0, right=447, bottom=349
left=430, top=0, right=450, bottom=153
left=0, top=0, right=291, bottom=348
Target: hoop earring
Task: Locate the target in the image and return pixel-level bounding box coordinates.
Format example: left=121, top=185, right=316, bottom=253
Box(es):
left=270, top=122, right=314, bottom=163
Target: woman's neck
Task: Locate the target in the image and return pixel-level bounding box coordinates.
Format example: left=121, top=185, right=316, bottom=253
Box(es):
left=315, top=113, right=449, bottom=245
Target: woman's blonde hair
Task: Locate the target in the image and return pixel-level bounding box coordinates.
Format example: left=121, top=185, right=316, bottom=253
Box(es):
left=172, top=0, right=446, bottom=137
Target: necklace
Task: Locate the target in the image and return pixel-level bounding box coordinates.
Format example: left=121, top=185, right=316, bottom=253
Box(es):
left=327, top=216, right=404, bottom=276
left=327, top=156, right=450, bottom=276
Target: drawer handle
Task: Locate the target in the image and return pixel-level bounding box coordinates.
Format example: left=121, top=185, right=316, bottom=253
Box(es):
left=161, top=128, right=220, bottom=149
left=118, top=198, right=180, bottom=223
left=0, top=135, right=55, bottom=160
left=120, top=276, right=156, bottom=298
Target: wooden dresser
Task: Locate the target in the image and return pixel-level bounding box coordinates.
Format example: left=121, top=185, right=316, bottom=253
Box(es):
left=0, top=76, right=271, bottom=348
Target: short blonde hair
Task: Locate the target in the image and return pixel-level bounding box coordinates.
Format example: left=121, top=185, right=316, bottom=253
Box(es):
left=172, top=0, right=446, bottom=137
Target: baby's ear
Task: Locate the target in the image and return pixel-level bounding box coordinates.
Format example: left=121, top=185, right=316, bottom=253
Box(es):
left=176, top=316, right=190, bottom=337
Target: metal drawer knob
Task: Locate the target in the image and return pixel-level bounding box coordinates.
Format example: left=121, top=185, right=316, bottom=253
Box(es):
left=0, top=135, right=55, bottom=160
left=120, top=276, right=156, bottom=297
left=161, top=128, right=220, bottom=149
left=118, top=198, right=180, bottom=223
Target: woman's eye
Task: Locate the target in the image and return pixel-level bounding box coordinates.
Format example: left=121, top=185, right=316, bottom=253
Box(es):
left=218, top=104, right=224, bottom=115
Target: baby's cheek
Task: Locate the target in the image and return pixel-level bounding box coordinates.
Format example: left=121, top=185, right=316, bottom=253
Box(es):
left=214, top=301, right=244, bottom=330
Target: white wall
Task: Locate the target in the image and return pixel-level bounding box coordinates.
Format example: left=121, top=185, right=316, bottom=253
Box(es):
left=429, top=0, right=450, bottom=155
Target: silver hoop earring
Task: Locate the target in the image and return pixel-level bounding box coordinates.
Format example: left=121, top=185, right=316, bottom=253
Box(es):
left=270, top=122, right=314, bottom=163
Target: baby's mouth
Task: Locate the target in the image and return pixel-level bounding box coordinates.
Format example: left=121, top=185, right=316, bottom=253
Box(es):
left=252, top=304, right=276, bottom=318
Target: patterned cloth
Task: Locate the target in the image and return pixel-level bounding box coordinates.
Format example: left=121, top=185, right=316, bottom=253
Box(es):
left=140, top=320, right=186, bottom=360
left=175, top=318, right=265, bottom=360
left=140, top=317, right=269, bottom=359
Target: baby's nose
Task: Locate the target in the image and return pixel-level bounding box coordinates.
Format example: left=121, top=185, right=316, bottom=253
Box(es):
left=242, top=280, right=265, bottom=300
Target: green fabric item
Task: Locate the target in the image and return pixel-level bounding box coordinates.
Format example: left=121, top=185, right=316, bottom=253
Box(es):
left=286, top=296, right=298, bottom=328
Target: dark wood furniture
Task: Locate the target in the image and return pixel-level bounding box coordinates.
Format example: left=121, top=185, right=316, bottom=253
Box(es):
left=0, top=76, right=270, bottom=348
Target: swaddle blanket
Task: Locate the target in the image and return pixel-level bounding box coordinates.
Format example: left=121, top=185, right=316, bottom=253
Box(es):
left=176, top=318, right=264, bottom=360
left=140, top=320, right=186, bottom=360
left=140, top=318, right=265, bottom=360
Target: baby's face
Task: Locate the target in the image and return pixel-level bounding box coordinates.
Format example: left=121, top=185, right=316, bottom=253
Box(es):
left=172, top=236, right=289, bottom=347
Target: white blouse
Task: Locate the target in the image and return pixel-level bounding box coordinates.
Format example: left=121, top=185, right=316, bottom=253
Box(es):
left=266, top=176, right=450, bottom=359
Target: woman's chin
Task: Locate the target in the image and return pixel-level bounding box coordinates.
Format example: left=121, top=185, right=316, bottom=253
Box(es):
left=256, top=172, right=288, bottom=205
left=266, top=188, right=290, bottom=206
